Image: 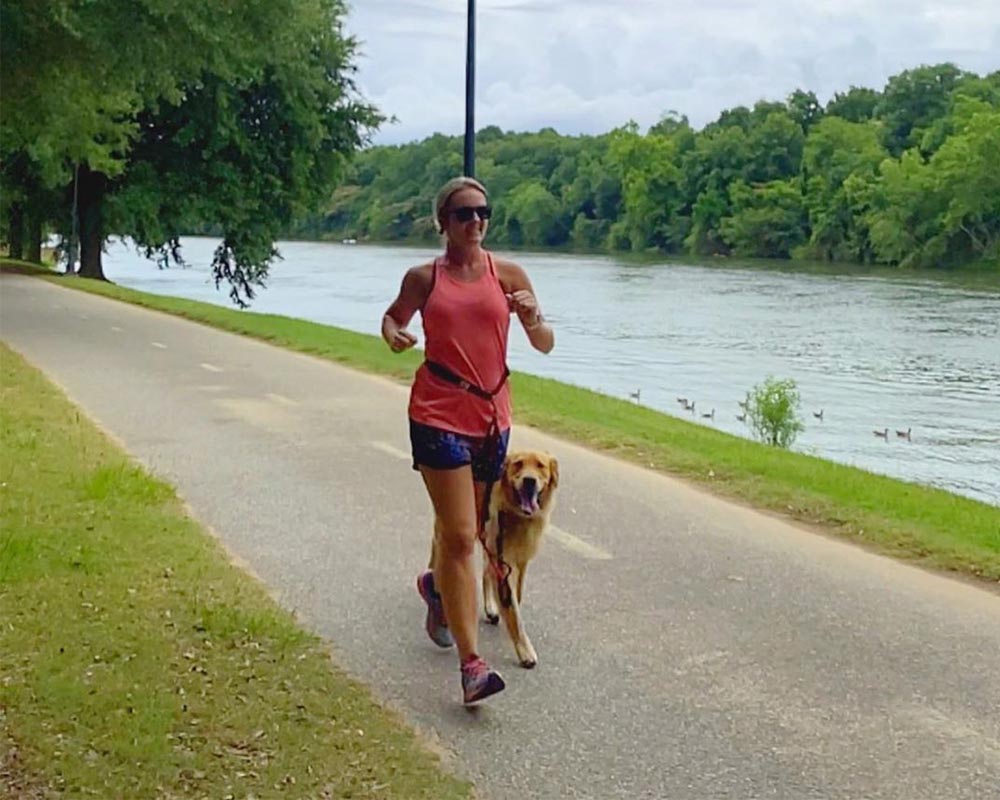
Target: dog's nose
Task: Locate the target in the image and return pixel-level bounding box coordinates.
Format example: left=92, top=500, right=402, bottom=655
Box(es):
left=520, top=476, right=537, bottom=494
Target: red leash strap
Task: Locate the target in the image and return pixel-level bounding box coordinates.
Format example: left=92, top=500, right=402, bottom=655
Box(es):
left=478, top=411, right=513, bottom=608
left=478, top=488, right=513, bottom=609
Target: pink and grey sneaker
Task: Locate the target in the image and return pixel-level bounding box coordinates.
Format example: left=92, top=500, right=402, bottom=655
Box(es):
left=461, top=656, right=505, bottom=705
left=416, top=570, right=454, bottom=648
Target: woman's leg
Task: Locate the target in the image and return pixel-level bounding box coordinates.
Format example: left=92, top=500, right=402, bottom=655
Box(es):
left=420, top=465, right=480, bottom=661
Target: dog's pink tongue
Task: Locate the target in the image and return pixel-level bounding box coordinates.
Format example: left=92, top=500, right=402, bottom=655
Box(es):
left=518, top=485, right=540, bottom=515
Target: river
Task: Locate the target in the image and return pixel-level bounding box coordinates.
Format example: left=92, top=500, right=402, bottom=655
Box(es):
left=102, top=237, right=1000, bottom=507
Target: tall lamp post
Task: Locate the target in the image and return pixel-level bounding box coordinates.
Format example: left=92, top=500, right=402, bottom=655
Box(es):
left=464, top=0, right=476, bottom=177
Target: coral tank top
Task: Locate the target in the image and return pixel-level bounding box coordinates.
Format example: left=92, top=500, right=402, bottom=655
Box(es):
left=408, top=252, right=512, bottom=436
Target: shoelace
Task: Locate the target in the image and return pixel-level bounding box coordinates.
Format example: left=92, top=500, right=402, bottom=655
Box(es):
left=462, top=657, right=489, bottom=679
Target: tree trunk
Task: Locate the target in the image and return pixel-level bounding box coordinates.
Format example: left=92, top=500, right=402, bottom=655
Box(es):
left=7, top=203, right=25, bottom=260
left=77, top=165, right=108, bottom=281
left=26, top=211, right=43, bottom=264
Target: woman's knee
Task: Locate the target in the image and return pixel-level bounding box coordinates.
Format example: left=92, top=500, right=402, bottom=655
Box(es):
left=436, top=524, right=477, bottom=560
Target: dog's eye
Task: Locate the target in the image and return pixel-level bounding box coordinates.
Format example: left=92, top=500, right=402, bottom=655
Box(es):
left=512, top=459, right=523, bottom=471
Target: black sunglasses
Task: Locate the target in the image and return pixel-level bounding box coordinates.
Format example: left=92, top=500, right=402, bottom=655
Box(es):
left=449, top=205, right=492, bottom=222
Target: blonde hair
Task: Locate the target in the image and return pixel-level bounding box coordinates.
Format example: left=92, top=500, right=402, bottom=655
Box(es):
left=433, top=176, right=488, bottom=233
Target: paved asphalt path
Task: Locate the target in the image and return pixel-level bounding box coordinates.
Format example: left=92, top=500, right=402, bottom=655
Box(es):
left=3, top=274, right=999, bottom=799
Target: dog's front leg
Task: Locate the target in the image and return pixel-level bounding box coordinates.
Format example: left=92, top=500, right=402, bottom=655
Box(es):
left=498, top=563, right=537, bottom=669
left=429, top=518, right=442, bottom=570
left=481, top=513, right=503, bottom=624
left=482, top=551, right=500, bottom=624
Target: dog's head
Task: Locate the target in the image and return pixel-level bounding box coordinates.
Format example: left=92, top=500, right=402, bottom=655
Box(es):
left=499, top=450, right=559, bottom=518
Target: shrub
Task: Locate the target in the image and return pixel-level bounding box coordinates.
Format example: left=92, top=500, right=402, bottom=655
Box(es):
left=747, top=376, right=804, bottom=448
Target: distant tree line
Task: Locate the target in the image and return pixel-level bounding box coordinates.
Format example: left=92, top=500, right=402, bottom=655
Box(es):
left=300, top=64, right=999, bottom=270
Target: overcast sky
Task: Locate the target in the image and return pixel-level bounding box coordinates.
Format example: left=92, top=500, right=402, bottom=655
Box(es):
left=346, top=0, right=1000, bottom=144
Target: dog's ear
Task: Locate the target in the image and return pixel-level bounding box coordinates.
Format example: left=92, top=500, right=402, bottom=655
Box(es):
left=547, top=455, right=559, bottom=488
left=500, top=456, right=514, bottom=488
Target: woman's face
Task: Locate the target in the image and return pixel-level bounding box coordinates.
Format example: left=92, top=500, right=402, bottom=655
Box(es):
left=443, top=187, right=489, bottom=247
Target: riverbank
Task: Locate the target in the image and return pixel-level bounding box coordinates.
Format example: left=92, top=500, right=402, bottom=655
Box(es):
left=313, top=236, right=1000, bottom=286
left=4, top=259, right=998, bottom=584
left=0, top=335, right=470, bottom=798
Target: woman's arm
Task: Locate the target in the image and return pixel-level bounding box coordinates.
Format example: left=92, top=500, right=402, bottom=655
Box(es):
left=382, top=264, right=432, bottom=352
left=497, top=260, right=554, bottom=354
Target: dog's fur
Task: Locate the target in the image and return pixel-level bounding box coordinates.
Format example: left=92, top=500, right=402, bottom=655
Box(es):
left=481, top=450, right=559, bottom=668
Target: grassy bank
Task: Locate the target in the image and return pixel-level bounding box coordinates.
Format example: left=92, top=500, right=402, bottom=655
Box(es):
left=3, top=259, right=999, bottom=585
left=0, top=341, right=470, bottom=798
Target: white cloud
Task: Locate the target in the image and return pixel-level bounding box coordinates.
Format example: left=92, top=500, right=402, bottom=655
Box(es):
left=347, top=0, right=1000, bottom=144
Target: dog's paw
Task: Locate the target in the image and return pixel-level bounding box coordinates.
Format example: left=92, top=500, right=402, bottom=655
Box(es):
left=485, top=612, right=500, bottom=625
left=516, top=641, right=538, bottom=668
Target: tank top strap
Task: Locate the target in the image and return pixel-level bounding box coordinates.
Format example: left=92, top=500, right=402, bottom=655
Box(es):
left=485, top=251, right=505, bottom=294
left=426, top=255, right=442, bottom=305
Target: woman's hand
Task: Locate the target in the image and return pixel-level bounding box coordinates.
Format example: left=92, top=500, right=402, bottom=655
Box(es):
left=389, top=328, right=418, bottom=352
left=382, top=313, right=418, bottom=352
left=506, top=290, right=542, bottom=327
left=382, top=264, right=432, bottom=353
left=498, top=259, right=553, bottom=353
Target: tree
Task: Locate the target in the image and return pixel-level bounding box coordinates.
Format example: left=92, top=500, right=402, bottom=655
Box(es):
left=786, top=89, right=824, bottom=132
left=685, top=187, right=731, bottom=255
left=2, top=0, right=379, bottom=304
left=2, top=0, right=188, bottom=261
left=503, top=181, right=565, bottom=246
left=1, top=1, right=152, bottom=184
left=865, top=151, right=942, bottom=267
left=916, top=100, right=1000, bottom=265
left=569, top=213, right=609, bottom=250
left=800, top=117, right=886, bottom=261
left=914, top=71, right=1000, bottom=157
left=607, top=128, right=685, bottom=252
left=648, top=111, right=694, bottom=144
left=743, top=111, right=805, bottom=183
left=825, top=87, right=880, bottom=123
left=682, top=126, right=750, bottom=253
left=722, top=180, right=807, bottom=259
left=704, top=105, right=752, bottom=134
left=863, top=99, right=1000, bottom=269
left=876, top=63, right=968, bottom=156
left=558, top=139, right=622, bottom=248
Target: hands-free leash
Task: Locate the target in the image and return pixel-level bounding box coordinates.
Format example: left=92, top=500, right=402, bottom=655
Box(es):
left=424, top=359, right=514, bottom=608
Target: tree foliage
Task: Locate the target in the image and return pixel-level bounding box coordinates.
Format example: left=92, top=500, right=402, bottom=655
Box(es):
left=1, top=0, right=379, bottom=304
left=303, top=63, right=997, bottom=273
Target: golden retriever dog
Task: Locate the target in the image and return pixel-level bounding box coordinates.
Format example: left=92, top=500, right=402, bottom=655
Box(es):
left=481, top=450, right=559, bottom=668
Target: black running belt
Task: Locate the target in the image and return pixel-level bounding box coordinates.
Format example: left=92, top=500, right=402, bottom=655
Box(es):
left=424, top=360, right=509, bottom=400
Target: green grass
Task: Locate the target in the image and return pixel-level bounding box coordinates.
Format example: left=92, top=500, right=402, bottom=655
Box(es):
left=0, top=258, right=57, bottom=275
left=0, top=342, right=470, bottom=799
left=3, top=260, right=999, bottom=585
left=515, top=374, right=999, bottom=577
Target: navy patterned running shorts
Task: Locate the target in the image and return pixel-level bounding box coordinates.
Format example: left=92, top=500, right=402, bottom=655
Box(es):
left=409, top=419, right=511, bottom=483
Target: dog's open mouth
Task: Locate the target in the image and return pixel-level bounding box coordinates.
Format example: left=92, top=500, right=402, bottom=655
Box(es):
left=515, top=479, right=542, bottom=516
